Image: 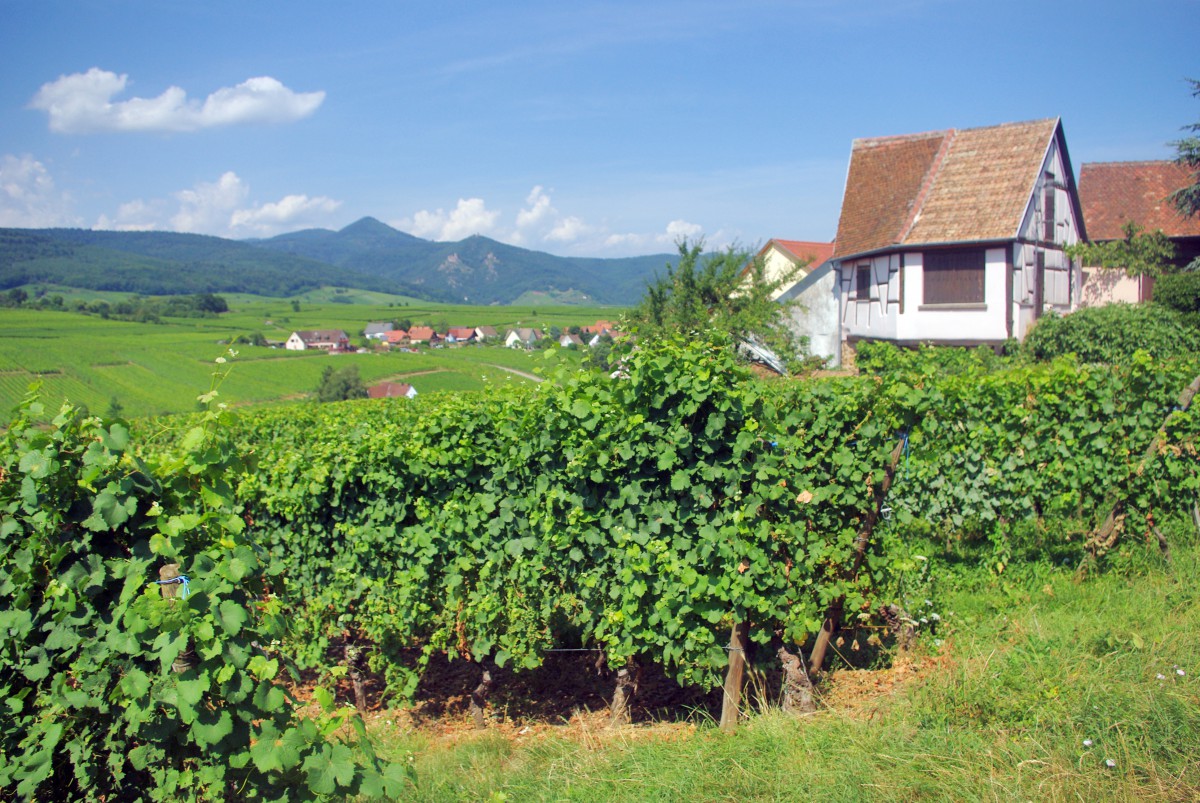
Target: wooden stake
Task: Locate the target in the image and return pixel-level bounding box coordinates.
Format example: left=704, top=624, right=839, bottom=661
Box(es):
left=720, top=621, right=749, bottom=732
left=470, top=662, right=494, bottom=729
left=777, top=645, right=816, bottom=715
left=609, top=660, right=640, bottom=728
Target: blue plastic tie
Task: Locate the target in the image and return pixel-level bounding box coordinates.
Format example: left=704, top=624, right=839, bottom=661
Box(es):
left=155, top=575, right=191, bottom=599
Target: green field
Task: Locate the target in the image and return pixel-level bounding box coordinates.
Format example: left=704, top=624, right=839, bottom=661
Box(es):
left=0, top=294, right=622, bottom=420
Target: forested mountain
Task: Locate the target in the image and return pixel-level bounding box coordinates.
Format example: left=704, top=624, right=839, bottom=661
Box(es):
left=0, top=219, right=675, bottom=305
left=254, top=217, right=674, bottom=305
left=0, top=228, right=411, bottom=298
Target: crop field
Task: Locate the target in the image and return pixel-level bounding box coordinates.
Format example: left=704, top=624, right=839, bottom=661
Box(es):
left=0, top=294, right=613, bottom=421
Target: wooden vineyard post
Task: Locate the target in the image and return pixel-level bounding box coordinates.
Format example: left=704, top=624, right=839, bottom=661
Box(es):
left=469, top=662, right=494, bottom=729
left=776, top=645, right=816, bottom=715
left=609, top=659, right=641, bottom=728
left=720, top=621, right=749, bottom=732
left=809, top=436, right=907, bottom=677
left=343, top=633, right=368, bottom=712
left=159, top=564, right=196, bottom=674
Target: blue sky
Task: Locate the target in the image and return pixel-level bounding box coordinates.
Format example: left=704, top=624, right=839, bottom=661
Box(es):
left=1, top=0, right=1196, bottom=257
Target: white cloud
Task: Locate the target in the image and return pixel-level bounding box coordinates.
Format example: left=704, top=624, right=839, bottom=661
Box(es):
left=171, top=171, right=250, bottom=233
left=404, top=197, right=500, bottom=241
left=30, top=68, right=325, bottom=134
left=516, top=185, right=554, bottom=229
left=546, top=215, right=591, bottom=243
left=664, top=219, right=703, bottom=240
left=0, top=154, right=78, bottom=227
left=231, top=194, right=341, bottom=235
left=91, top=171, right=341, bottom=237
left=95, top=199, right=166, bottom=231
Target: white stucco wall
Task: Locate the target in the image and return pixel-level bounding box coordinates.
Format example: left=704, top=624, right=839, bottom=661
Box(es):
left=778, top=262, right=840, bottom=366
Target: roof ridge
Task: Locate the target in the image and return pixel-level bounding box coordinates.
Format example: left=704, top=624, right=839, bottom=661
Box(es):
left=955, top=116, right=1057, bottom=134
left=897, top=129, right=956, bottom=244
left=1081, top=159, right=1181, bottom=168
left=852, top=129, right=948, bottom=148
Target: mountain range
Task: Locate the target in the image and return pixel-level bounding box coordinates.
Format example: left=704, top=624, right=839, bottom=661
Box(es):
left=0, top=218, right=677, bottom=306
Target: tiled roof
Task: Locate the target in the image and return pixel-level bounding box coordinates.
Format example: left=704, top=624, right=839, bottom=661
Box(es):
left=297, top=329, right=349, bottom=342
left=407, top=326, right=436, bottom=341
left=772, top=240, right=835, bottom=266
left=1078, top=160, right=1200, bottom=240
left=368, top=382, right=414, bottom=399
left=835, top=118, right=1061, bottom=258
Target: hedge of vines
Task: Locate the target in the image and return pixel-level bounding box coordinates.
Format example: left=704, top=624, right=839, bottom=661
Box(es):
left=0, top=389, right=410, bottom=801
left=133, top=333, right=1200, bottom=700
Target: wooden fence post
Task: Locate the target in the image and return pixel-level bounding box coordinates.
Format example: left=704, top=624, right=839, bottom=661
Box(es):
left=720, top=621, right=749, bottom=732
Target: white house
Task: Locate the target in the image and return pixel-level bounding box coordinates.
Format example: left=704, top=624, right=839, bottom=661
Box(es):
left=749, top=239, right=840, bottom=366
left=285, top=330, right=351, bottom=351
left=505, top=328, right=542, bottom=348
left=833, top=118, right=1086, bottom=349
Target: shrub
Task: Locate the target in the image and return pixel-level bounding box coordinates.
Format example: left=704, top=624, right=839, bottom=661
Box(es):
left=1154, top=272, right=1200, bottom=330
left=1023, top=303, right=1195, bottom=363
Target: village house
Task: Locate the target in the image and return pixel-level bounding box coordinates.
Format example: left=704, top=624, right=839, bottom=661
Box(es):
left=285, top=330, right=351, bottom=352
left=833, top=117, right=1086, bottom=350
left=445, top=327, right=476, bottom=344
left=748, top=239, right=840, bottom=366
left=384, top=329, right=410, bottom=347
left=363, top=322, right=394, bottom=340
left=405, top=326, right=439, bottom=345
left=505, top=328, right=543, bottom=348
left=474, top=325, right=499, bottom=342
left=368, top=382, right=418, bottom=399
left=1077, top=160, right=1200, bottom=306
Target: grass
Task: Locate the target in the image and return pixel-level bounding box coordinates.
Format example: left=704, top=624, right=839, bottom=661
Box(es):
left=0, top=295, right=614, bottom=421
left=367, top=534, right=1200, bottom=801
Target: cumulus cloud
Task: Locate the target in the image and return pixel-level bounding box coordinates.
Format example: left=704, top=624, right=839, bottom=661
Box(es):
left=0, top=154, right=78, bottom=227
left=231, top=194, right=341, bottom=235
left=516, top=185, right=554, bottom=229
left=404, top=198, right=500, bottom=241
left=91, top=171, right=340, bottom=237
left=546, top=215, right=591, bottom=243
left=30, top=68, right=325, bottom=134
left=171, top=171, right=250, bottom=233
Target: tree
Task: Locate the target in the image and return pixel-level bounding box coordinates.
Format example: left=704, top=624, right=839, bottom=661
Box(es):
left=1171, top=78, right=1200, bottom=218
left=1065, top=221, right=1177, bottom=278
left=314, top=365, right=368, bottom=402
left=627, top=239, right=805, bottom=360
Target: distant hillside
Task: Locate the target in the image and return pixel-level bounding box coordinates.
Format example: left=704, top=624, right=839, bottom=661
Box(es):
left=0, top=220, right=675, bottom=305
left=0, top=228, right=412, bottom=298
left=254, top=217, right=674, bottom=305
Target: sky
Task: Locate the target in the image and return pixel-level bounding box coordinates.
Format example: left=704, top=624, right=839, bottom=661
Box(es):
left=1, top=1, right=1196, bottom=258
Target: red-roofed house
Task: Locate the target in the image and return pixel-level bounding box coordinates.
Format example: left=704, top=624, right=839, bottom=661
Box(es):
left=745, top=239, right=841, bottom=365
left=834, top=118, right=1086, bottom=348
left=385, top=329, right=411, bottom=346
left=445, top=327, right=476, bottom=344
left=1077, top=160, right=1200, bottom=306
left=406, top=326, right=439, bottom=345
left=368, top=382, right=417, bottom=399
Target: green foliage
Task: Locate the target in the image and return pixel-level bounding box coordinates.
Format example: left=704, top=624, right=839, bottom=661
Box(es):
left=1066, top=221, right=1178, bottom=278
left=0, top=374, right=406, bottom=800
left=314, top=365, right=368, bottom=402
left=1171, top=78, right=1200, bottom=219
left=1154, top=271, right=1200, bottom=330
left=1023, top=303, right=1196, bottom=363
left=628, top=240, right=803, bottom=362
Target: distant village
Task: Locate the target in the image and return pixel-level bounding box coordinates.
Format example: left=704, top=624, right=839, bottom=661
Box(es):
left=282, top=320, right=626, bottom=398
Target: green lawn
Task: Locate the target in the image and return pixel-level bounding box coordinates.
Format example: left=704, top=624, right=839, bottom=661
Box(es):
left=1, top=295, right=612, bottom=421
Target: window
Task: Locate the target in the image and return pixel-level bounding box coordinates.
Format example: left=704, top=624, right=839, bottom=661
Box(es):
left=855, top=265, right=872, bottom=300
left=923, top=248, right=985, bottom=304
left=1043, top=184, right=1057, bottom=243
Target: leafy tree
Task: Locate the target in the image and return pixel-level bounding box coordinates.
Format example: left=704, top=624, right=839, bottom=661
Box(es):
left=314, top=365, right=368, bottom=403
left=1066, top=221, right=1177, bottom=278
left=1153, top=271, right=1200, bottom=330
left=627, top=239, right=804, bottom=360
left=1171, top=78, right=1200, bottom=218
left=192, top=292, right=229, bottom=314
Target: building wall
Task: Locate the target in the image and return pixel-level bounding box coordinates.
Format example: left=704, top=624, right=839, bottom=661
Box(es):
left=778, top=262, right=840, bottom=366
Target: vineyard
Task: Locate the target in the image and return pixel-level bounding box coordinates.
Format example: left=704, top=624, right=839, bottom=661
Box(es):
left=3, top=331, right=1199, bottom=800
